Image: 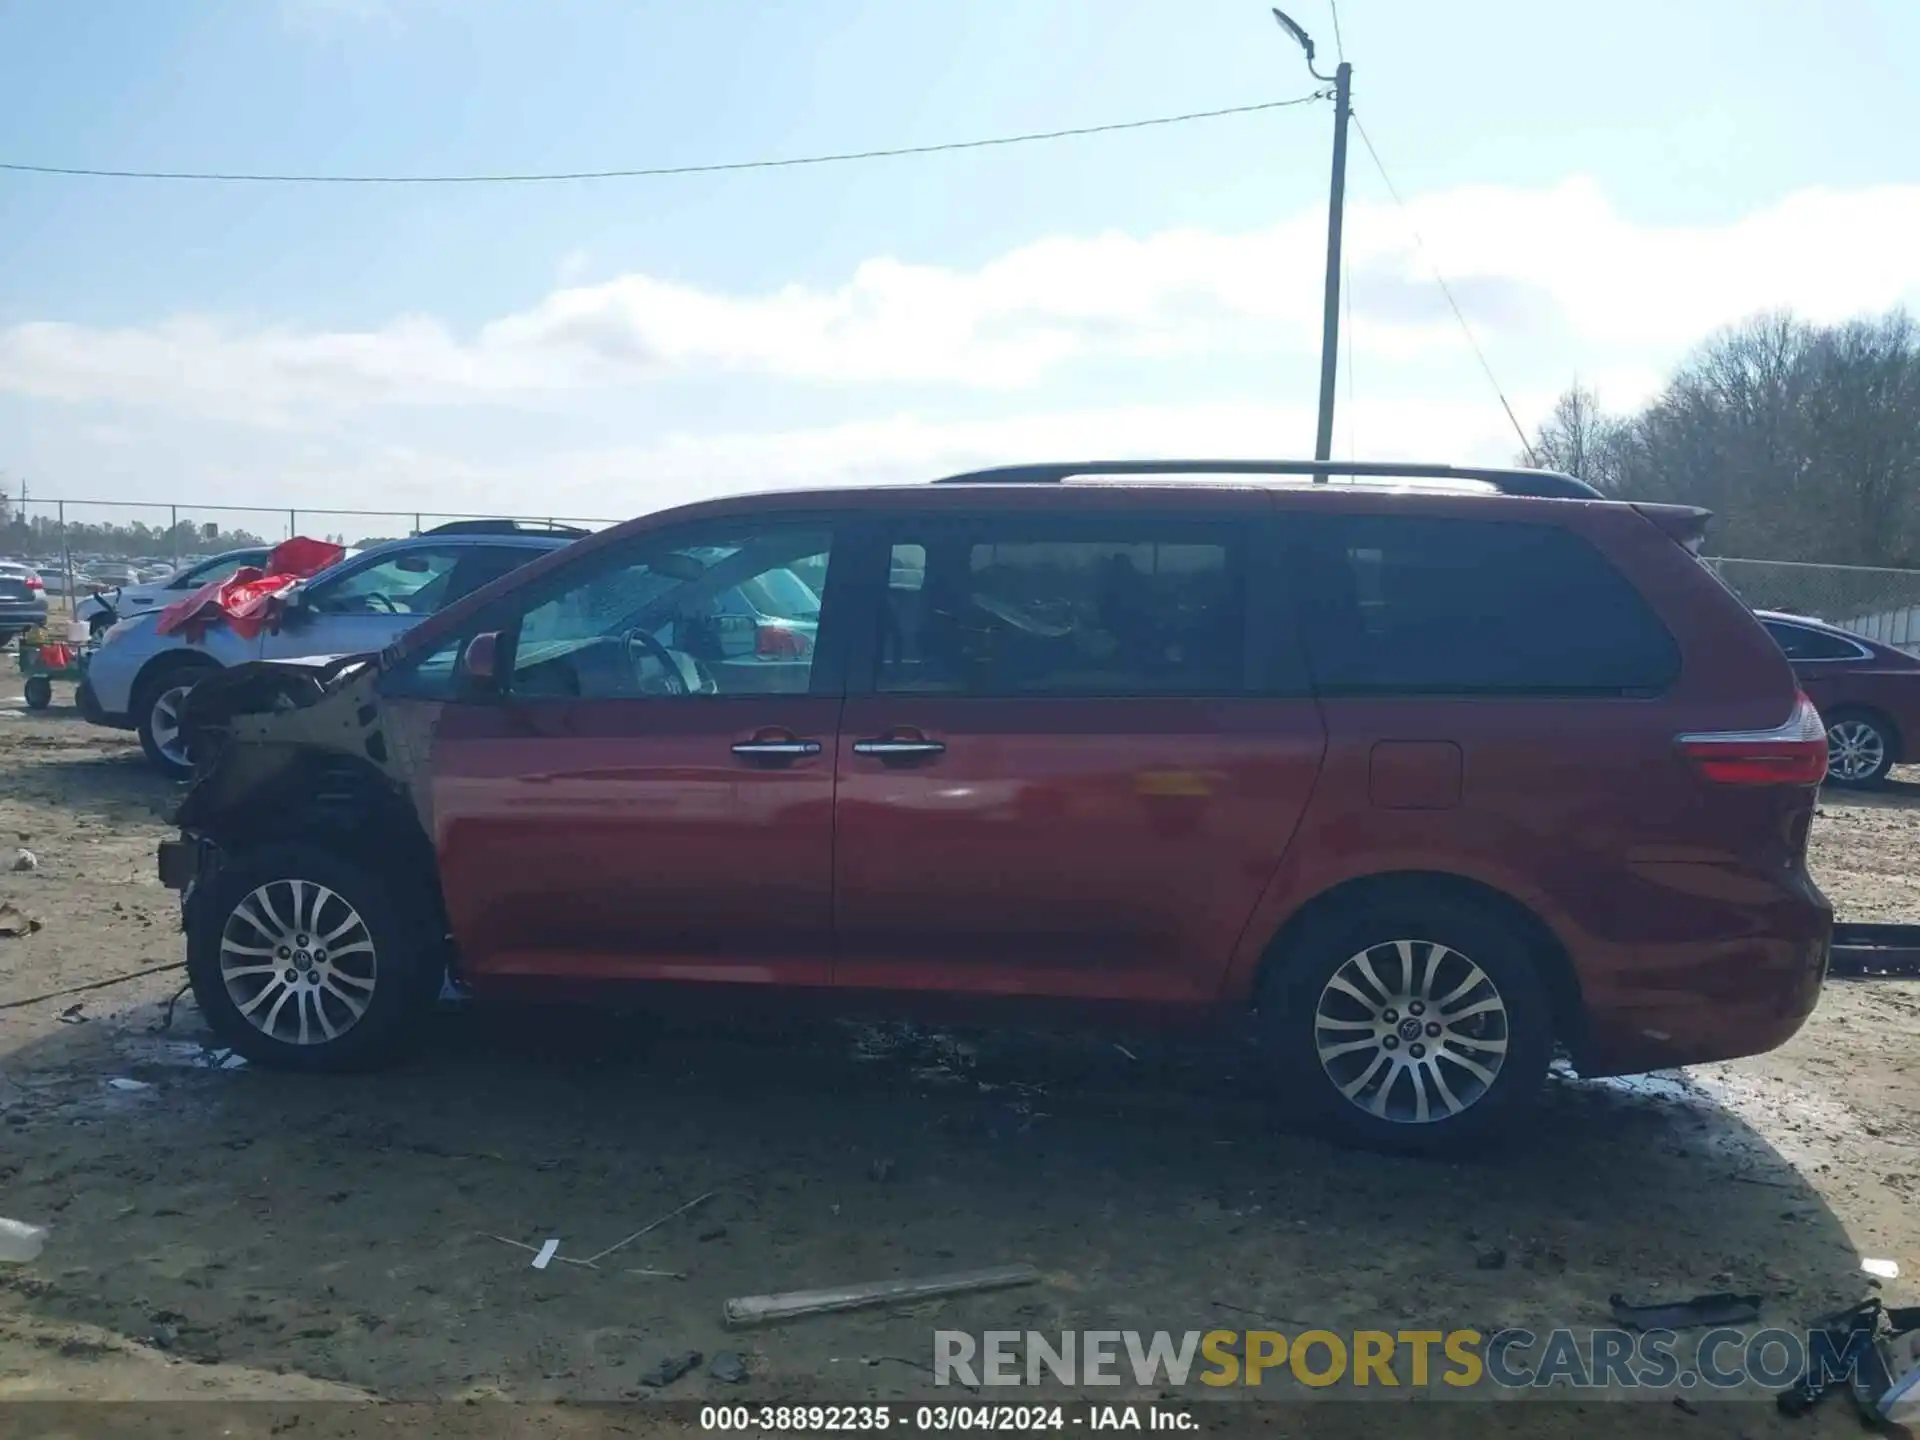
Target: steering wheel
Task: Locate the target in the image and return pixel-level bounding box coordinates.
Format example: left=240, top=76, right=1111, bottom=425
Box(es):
left=361, top=593, right=401, bottom=615
left=623, top=628, right=689, bottom=696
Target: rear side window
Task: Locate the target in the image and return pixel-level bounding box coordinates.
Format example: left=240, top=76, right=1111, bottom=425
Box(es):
left=1762, top=620, right=1864, bottom=661
left=1292, top=514, right=1679, bottom=696
left=877, top=521, right=1245, bottom=696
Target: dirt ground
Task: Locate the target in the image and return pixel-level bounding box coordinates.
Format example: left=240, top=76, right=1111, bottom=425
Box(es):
left=0, top=663, right=1914, bottom=1439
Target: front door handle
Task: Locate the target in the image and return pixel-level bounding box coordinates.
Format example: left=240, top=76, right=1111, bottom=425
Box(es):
left=731, top=738, right=823, bottom=758
left=852, top=737, right=946, bottom=758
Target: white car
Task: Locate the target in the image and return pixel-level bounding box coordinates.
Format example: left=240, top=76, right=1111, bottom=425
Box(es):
left=74, top=547, right=274, bottom=632
left=82, top=525, right=582, bottom=776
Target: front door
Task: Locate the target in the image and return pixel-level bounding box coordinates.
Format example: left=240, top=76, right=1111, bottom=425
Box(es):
left=832, top=510, right=1326, bottom=1006
left=425, top=520, right=844, bottom=988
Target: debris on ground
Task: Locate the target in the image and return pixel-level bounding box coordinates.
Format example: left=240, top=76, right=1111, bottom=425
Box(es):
left=9, top=849, right=34, bottom=873
left=1609, top=1291, right=1762, bottom=1331
left=105, top=1078, right=152, bottom=1093
left=579, top=1189, right=716, bottom=1267
left=1474, top=1246, right=1507, bottom=1271
left=638, top=1351, right=702, bottom=1388
left=1882, top=1328, right=1920, bottom=1433
left=1865, top=1257, right=1902, bottom=1281
left=0, top=1218, right=47, bottom=1263
left=530, top=1239, right=560, bottom=1270
left=0, top=901, right=40, bottom=937
left=56, top=1004, right=86, bottom=1025
left=1776, top=1298, right=1920, bottom=1426
left=868, top=1158, right=896, bottom=1183
left=725, top=1263, right=1041, bottom=1328
left=709, top=1351, right=749, bottom=1384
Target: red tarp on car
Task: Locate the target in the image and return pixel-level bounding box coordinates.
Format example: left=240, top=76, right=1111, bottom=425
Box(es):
left=155, top=537, right=346, bottom=643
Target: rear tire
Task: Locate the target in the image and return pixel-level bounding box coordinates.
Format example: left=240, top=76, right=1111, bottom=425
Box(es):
left=134, top=657, right=218, bottom=779
left=187, top=843, right=438, bottom=1072
left=1824, top=710, right=1896, bottom=788
left=1259, top=890, right=1555, bottom=1156
left=22, top=676, right=52, bottom=710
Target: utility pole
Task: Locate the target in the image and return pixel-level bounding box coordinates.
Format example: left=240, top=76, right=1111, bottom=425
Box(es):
left=1272, top=9, right=1352, bottom=467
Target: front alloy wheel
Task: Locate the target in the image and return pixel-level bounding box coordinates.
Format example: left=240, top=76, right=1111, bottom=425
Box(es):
left=187, top=843, right=435, bottom=1071
left=147, top=683, right=195, bottom=770
left=1312, top=940, right=1510, bottom=1125
left=219, top=880, right=378, bottom=1047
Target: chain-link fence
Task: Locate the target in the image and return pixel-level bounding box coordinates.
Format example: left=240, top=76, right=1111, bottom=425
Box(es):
left=1705, top=557, right=1920, bottom=651
left=13, top=497, right=1920, bottom=654
left=0, top=496, right=618, bottom=600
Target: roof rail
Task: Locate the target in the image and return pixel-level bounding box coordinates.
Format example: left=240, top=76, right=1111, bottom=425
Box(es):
left=929, top=459, right=1603, bottom=502
left=422, top=519, right=593, bottom=539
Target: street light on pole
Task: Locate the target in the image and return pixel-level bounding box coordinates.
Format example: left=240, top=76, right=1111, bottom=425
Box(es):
left=1272, top=7, right=1352, bottom=469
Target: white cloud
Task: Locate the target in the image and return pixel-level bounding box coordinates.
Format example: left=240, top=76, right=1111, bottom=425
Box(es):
left=7, top=178, right=1920, bottom=525
left=8, top=179, right=1918, bottom=431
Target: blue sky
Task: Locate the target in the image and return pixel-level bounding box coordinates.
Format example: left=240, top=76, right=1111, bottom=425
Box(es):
left=3, top=0, right=1918, bottom=534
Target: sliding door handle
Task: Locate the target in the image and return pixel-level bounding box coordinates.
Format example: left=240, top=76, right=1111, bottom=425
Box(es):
left=852, top=737, right=946, bottom=758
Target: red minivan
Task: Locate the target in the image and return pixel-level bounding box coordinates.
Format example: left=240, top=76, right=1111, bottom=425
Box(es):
left=160, top=462, right=1833, bottom=1152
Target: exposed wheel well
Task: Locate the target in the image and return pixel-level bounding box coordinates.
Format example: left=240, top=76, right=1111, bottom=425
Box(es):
left=1252, top=871, right=1585, bottom=1054
left=1823, top=704, right=1902, bottom=763
left=190, top=752, right=451, bottom=968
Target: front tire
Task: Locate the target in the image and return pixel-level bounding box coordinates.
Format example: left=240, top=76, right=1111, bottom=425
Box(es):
left=22, top=676, right=52, bottom=710
left=1824, top=711, right=1896, bottom=788
left=187, top=843, right=438, bottom=1072
left=1261, top=891, right=1555, bottom=1155
left=135, top=659, right=217, bottom=779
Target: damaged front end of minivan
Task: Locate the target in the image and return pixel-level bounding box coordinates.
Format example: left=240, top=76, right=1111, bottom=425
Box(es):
left=158, top=654, right=451, bottom=961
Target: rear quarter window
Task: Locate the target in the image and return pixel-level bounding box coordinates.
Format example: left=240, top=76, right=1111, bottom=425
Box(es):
left=1291, top=514, right=1680, bottom=696
left=1761, top=620, right=1865, bottom=661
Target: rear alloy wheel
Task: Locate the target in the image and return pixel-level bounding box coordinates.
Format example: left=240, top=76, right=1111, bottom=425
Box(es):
left=135, top=663, right=216, bottom=779
left=188, top=844, right=436, bottom=1071
left=1825, top=713, right=1895, bottom=788
left=1312, top=941, right=1514, bottom=1125
left=1268, top=894, right=1554, bottom=1154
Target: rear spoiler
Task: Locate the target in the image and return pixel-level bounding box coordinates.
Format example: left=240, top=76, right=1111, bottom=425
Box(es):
left=1633, top=503, right=1713, bottom=555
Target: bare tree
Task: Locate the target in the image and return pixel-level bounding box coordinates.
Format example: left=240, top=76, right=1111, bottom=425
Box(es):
left=1525, top=383, right=1630, bottom=493
left=1528, top=308, right=1920, bottom=566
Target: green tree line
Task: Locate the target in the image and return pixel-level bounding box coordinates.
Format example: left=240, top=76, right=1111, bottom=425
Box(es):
left=0, top=512, right=270, bottom=562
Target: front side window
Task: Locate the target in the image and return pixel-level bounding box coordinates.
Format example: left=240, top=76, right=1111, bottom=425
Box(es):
left=506, top=526, right=833, bottom=699
left=1292, top=514, right=1680, bottom=695
left=877, top=523, right=1245, bottom=697
left=308, top=548, right=464, bottom=617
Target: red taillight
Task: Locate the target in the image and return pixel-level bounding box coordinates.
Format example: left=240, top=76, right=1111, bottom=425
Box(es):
left=1678, top=693, right=1828, bottom=786
left=754, top=623, right=811, bottom=660
left=24, top=574, right=43, bottom=591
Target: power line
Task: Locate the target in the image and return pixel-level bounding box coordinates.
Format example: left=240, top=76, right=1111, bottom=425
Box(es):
left=1349, top=111, right=1537, bottom=461
left=0, top=93, right=1330, bottom=186
left=1328, top=0, right=1347, bottom=61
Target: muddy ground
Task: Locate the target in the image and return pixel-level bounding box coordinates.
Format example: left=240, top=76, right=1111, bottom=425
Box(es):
left=0, top=664, right=1914, bottom=1439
